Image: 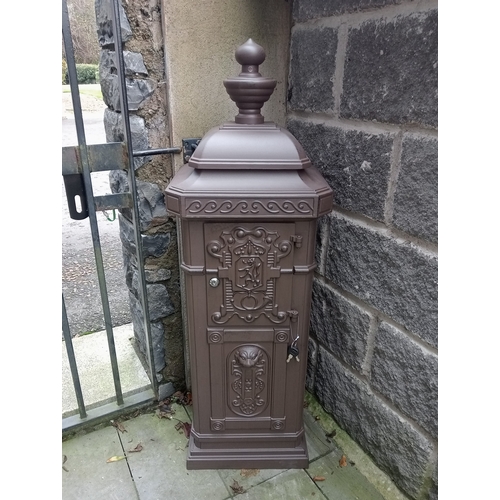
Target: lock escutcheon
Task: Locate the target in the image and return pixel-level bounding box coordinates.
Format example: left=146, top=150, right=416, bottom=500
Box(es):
left=209, top=277, right=220, bottom=287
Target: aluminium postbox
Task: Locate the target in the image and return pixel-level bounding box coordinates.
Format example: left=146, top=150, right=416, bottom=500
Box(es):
left=165, top=39, right=333, bottom=469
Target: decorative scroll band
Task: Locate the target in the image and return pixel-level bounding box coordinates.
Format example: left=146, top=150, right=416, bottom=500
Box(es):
left=186, top=199, right=314, bottom=215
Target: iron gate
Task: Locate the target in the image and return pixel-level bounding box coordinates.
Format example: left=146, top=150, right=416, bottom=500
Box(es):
left=61, top=0, right=182, bottom=433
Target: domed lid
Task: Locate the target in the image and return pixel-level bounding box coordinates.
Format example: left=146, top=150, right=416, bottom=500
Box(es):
left=188, top=39, right=311, bottom=170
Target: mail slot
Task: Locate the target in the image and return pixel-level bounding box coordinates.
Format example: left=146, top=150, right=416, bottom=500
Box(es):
left=165, top=39, right=333, bottom=469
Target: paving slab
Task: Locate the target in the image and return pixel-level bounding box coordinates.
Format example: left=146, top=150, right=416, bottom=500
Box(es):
left=303, top=409, right=341, bottom=461
left=119, top=407, right=230, bottom=500
left=232, top=468, right=327, bottom=500
left=62, top=425, right=138, bottom=500
left=305, top=450, right=387, bottom=500
left=62, top=324, right=150, bottom=416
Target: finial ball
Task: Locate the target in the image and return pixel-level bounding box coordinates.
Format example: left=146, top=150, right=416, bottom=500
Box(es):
left=235, top=39, right=266, bottom=66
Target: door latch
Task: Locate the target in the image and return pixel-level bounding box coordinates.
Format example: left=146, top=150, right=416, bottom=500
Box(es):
left=290, top=235, right=303, bottom=248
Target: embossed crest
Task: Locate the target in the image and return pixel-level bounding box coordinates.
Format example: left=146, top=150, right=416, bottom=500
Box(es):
left=207, top=226, right=293, bottom=324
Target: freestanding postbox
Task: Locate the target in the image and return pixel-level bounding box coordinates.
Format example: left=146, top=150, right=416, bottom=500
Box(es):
left=165, top=39, right=333, bottom=469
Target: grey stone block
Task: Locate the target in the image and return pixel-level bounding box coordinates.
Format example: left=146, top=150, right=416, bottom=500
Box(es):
left=293, top=0, right=402, bottom=23
left=315, top=216, right=330, bottom=276
left=371, top=322, right=438, bottom=438
left=99, top=50, right=148, bottom=78
left=288, top=120, right=393, bottom=221
left=109, top=173, right=168, bottom=231
left=100, top=74, right=155, bottom=112
left=118, top=213, right=171, bottom=258
left=310, top=278, right=371, bottom=372
left=128, top=291, right=165, bottom=375
left=288, top=27, right=337, bottom=112
left=306, top=337, right=318, bottom=392
left=104, top=109, right=149, bottom=169
left=341, top=10, right=438, bottom=127
left=144, top=265, right=171, bottom=282
left=136, top=180, right=169, bottom=231
left=315, top=346, right=433, bottom=499
left=326, top=215, right=438, bottom=347
left=393, top=135, right=438, bottom=243
left=428, top=459, right=438, bottom=500
left=95, top=0, right=132, bottom=48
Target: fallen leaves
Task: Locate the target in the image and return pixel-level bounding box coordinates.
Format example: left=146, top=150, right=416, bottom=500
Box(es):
left=110, top=420, right=127, bottom=433
left=325, top=430, right=337, bottom=439
left=128, top=443, right=143, bottom=453
left=62, top=455, right=68, bottom=472
left=107, top=455, right=126, bottom=463
left=230, top=479, right=245, bottom=495
left=172, top=391, right=193, bottom=406
left=339, top=455, right=347, bottom=467
left=312, top=476, right=325, bottom=481
left=174, top=420, right=192, bottom=438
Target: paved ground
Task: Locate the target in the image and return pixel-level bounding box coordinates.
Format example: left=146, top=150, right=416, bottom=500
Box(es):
left=62, top=398, right=407, bottom=500
left=62, top=91, right=132, bottom=336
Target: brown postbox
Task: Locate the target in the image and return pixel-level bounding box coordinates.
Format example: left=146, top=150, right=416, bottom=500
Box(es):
left=165, top=39, right=333, bottom=469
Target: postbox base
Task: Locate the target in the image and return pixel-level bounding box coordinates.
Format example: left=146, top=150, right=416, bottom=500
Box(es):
left=186, top=433, right=309, bottom=470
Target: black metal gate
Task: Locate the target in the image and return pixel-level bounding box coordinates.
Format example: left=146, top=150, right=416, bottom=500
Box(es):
left=61, top=0, right=181, bottom=433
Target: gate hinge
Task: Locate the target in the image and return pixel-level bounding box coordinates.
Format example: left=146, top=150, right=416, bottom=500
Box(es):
left=182, top=138, right=202, bottom=164
left=289, top=235, right=303, bottom=248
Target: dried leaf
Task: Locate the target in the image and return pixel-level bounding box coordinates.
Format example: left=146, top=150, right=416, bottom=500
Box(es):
left=339, top=455, right=347, bottom=467
left=173, top=419, right=192, bottom=438
left=230, top=480, right=244, bottom=494
left=325, top=430, right=337, bottom=438
left=110, top=420, right=127, bottom=433
left=62, top=455, right=69, bottom=472
left=313, top=476, right=326, bottom=481
left=157, top=409, right=173, bottom=419
left=128, top=443, right=143, bottom=453
left=107, top=455, right=126, bottom=463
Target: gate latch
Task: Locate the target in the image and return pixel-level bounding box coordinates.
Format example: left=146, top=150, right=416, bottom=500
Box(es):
left=290, top=235, right=303, bottom=248
left=63, top=173, right=89, bottom=220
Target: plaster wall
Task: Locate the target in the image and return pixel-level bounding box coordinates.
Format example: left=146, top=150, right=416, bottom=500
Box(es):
left=161, top=0, right=292, bottom=171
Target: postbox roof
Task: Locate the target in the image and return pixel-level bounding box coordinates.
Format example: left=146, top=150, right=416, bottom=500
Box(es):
left=187, top=122, right=312, bottom=170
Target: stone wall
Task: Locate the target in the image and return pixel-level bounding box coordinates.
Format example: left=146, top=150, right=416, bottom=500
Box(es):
left=95, top=0, right=184, bottom=389
left=287, top=1, right=438, bottom=499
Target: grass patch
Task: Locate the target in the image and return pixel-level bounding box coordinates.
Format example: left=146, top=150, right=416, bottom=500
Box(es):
left=62, top=84, right=103, bottom=100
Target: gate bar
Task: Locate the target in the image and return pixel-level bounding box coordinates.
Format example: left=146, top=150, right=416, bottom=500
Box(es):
left=62, top=295, right=87, bottom=419
left=111, top=0, right=159, bottom=398
left=62, top=0, right=124, bottom=405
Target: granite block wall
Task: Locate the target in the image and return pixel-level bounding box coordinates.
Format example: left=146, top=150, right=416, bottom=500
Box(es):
left=95, top=0, right=184, bottom=388
left=288, top=1, right=438, bottom=498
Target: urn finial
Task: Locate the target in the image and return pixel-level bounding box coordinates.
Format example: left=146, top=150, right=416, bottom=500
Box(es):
left=223, top=39, right=277, bottom=125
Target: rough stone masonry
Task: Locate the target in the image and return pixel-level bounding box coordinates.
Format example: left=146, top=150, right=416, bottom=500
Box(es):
left=95, top=0, right=184, bottom=389
left=288, top=1, right=438, bottom=499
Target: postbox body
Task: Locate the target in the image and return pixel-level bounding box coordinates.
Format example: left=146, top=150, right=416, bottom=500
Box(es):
left=165, top=40, right=333, bottom=469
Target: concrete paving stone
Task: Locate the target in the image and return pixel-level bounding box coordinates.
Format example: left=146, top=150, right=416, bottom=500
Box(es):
left=303, top=410, right=341, bottom=461
left=62, top=425, right=138, bottom=500
left=62, top=324, right=150, bottom=416
left=218, top=467, right=287, bottom=495
left=232, top=468, right=327, bottom=500
left=119, top=408, right=230, bottom=500
left=305, top=451, right=386, bottom=500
